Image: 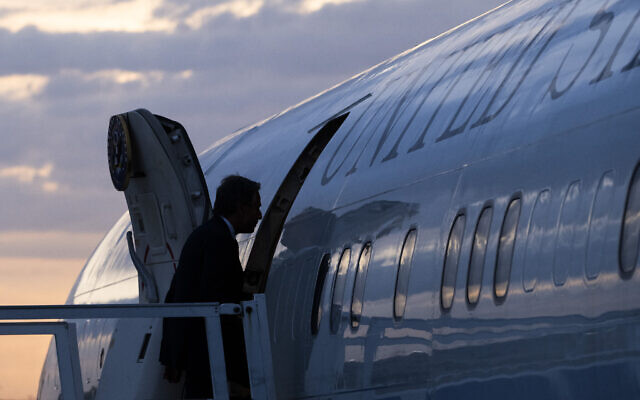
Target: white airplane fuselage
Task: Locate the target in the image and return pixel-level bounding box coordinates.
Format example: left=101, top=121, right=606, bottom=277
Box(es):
left=38, top=0, right=640, bottom=398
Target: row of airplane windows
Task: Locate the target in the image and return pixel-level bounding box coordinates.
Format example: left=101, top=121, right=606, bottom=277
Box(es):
left=310, top=163, right=640, bottom=334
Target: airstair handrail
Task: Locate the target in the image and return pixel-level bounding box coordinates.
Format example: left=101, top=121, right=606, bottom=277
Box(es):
left=0, top=302, right=241, bottom=319
left=0, top=321, right=83, bottom=400
left=0, top=294, right=275, bottom=400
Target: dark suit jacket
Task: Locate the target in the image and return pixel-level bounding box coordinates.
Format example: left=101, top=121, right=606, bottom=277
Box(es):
left=159, top=214, right=248, bottom=371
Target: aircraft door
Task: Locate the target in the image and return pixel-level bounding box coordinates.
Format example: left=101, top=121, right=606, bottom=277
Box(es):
left=107, top=109, right=211, bottom=302
left=244, top=113, right=349, bottom=293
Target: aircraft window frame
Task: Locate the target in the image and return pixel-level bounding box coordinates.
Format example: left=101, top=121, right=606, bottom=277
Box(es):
left=523, top=190, right=552, bottom=292
left=467, top=207, right=493, bottom=305
left=310, top=253, right=331, bottom=335
left=586, top=172, right=615, bottom=281
left=330, top=248, right=351, bottom=334
left=620, top=163, right=640, bottom=275
left=494, top=196, right=522, bottom=300
left=441, top=214, right=466, bottom=310
left=553, top=181, right=582, bottom=287
left=350, top=242, right=372, bottom=329
left=394, top=229, right=418, bottom=320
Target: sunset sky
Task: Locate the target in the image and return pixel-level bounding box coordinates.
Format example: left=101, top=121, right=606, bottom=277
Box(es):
left=0, top=0, right=505, bottom=398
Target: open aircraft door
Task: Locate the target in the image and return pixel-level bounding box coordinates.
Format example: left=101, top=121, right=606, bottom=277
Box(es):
left=107, top=109, right=211, bottom=303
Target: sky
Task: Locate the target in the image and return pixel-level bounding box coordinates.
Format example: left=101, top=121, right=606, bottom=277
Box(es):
left=0, top=0, right=506, bottom=398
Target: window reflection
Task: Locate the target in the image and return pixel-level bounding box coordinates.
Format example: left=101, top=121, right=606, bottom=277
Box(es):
left=495, top=198, right=521, bottom=299
left=621, top=164, right=640, bottom=273
left=467, top=208, right=492, bottom=305
left=394, top=230, right=417, bottom=320
left=330, top=248, right=351, bottom=334
left=311, top=254, right=331, bottom=335
left=351, top=243, right=372, bottom=328
left=442, top=215, right=465, bottom=310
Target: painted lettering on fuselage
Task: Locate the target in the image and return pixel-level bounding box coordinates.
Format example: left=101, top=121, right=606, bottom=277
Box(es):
left=321, top=0, right=640, bottom=186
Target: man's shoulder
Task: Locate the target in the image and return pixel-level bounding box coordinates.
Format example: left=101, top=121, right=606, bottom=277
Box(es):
left=189, top=215, right=232, bottom=241
left=178, top=216, right=234, bottom=266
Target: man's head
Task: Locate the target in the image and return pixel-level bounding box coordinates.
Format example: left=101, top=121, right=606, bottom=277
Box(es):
left=213, top=175, right=262, bottom=234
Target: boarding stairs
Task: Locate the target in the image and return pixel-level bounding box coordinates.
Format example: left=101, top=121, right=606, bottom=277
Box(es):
left=0, top=294, right=276, bottom=400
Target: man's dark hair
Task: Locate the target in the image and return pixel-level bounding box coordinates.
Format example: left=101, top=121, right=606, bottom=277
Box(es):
left=213, top=175, right=261, bottom=217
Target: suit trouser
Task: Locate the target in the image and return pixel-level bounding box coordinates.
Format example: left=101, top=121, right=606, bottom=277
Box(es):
left=184, top=316, right=249, bottom=398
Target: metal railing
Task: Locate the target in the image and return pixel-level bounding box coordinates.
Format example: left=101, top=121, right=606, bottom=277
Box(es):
left=0, top=294, right=276, bottom=400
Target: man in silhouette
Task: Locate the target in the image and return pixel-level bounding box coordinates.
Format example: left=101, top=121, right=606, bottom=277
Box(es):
left=160, top=175, right=262, bottom=399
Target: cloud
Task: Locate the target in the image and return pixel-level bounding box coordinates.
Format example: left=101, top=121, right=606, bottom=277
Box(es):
left=41, top=181, right=60, bottom=193
left=0, top=0, right=370, bottom=34
left=0, top=163, right=61, bottom=192
left=0, top=163, right=52, bottom=182
left=285, top=0, right=367, bottom=14
left=0, top=0, right=507, bottom=77
left=59, top=68, right=178, bottom=87
left=0, top=74, right=48, bottom=101
left=0, top=0, right=173, bottom=33
left=0, top=0, right=505, bottom=235
left=184, top=0, right=265, bottom=28
left=0, top=231, right=104, bottom=258
left=0, top=0, right=506, bottom=35
left=0, top=176, right=126, bottom=232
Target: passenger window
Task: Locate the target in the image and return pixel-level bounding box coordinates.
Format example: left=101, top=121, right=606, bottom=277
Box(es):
left=495, top=198, right=522, bottom=299
left=621, top=163, right=640, bottom=274
left=441, top=215, right=466, bottom=310
left=586, top=172, right=615, bottom=280
left=394, top=230, right=417, bottom=320
left=330, top=248, right=351, bottom=334
left=351, top=243, right=372, bottom=329
left=523, top=190, right=552, bottom=292
left=310, top=254, right=330, bottom=335
left=467, top=208, right=492, bottom=305
left=554, top=181, right=583, bottom=286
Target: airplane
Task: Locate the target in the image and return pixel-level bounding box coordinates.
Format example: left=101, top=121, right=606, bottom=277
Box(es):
left=36, top=0, right=640, bottom=398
